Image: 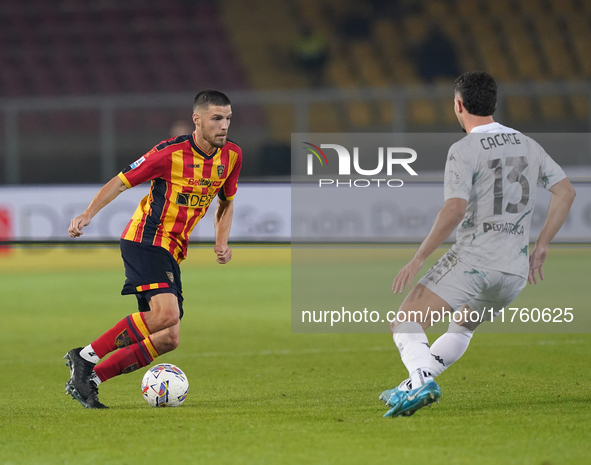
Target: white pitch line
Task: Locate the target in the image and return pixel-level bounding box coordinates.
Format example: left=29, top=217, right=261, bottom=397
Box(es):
left=174, top=338, right=589, bottom=359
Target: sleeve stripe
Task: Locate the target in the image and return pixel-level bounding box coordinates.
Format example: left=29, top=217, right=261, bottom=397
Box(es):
left=118, top=172, right=133, bottom=188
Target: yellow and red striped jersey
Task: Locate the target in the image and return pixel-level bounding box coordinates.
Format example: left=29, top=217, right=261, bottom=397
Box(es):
left=118, top=133, right=242, bottom=263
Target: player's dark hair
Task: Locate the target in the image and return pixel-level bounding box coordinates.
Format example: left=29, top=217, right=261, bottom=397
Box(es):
left=454, top=71, right=497, bottom=116
left=193, top=90, right=231, bottom=112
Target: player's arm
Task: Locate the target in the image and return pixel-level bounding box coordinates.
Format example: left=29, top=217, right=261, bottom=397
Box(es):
left=213, top=198, right=234, bottom=264
left=528, top=178, right=576, bottom=284
left=392, top=198, right=467, bottom=293
left=68, top=176, right=128, bottom=238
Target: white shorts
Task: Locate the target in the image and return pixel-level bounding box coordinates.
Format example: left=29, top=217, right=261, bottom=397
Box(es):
left=418, top=250, right=527, bottom=320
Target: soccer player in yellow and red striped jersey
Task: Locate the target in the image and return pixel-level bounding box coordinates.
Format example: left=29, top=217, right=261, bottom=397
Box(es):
left=64, top=90, right=241, bottom=408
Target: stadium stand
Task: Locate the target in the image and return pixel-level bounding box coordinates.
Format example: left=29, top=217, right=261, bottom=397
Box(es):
left=1, top=0, right=590, bottom=182
left=2, top=0, right=589, bottom=132
left=0, top=0, right=251, bottom=133
left=2, top=0, right=252, bottom=96
left=220, top=0, right=590, bottom=136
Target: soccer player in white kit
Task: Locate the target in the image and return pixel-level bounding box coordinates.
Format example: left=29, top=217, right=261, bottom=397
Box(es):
left=380, top=71, right=577, bottom=417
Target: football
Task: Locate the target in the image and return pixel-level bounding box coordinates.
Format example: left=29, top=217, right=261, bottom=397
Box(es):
left=141, top=363, right=189, bottom=407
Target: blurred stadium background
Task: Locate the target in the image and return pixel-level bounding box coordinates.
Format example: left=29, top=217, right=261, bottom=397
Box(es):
left=1, top=0, right=591, bottom=186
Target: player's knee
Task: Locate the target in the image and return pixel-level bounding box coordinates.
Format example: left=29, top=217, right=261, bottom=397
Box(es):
left=150, top=307, right=180, bottom=331
left=158, top=333, right=180, bottom=354
left=160, top=308, right=180, bottom=329
left=148, top=294, right=181, bottom=330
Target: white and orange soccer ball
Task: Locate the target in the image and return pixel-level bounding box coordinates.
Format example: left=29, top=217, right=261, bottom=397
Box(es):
left=141, top=363, right=189, bottom=407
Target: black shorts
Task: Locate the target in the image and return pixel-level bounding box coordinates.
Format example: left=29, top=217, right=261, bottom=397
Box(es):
left=120, top=239, right=184, bottom=319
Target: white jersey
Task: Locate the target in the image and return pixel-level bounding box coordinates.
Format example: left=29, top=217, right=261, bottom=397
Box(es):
left=444, top=122, right=566, bottom=278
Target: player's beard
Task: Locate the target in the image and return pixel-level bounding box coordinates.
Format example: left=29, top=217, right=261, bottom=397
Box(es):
left=204, top=129, right=227, bottom=148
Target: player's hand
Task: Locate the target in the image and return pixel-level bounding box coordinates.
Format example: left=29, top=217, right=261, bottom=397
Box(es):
left=214, top=244, right=232, bottom=264
left=68, top=213, right=92, bottom=238
left=392, top=256, right=425, bottom=294
left=528, top=243, right=547, bottom=284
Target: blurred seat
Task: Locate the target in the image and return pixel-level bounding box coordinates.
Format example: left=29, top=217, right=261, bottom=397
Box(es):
left=531, top=15, right=576, bottom=80
left=496, top=16, right=545, bottom=81
left=548, top=0, right=577, bottom=14
left=350, top=41, right=392, bottom=125
left=505, top=96, right=535, bottom=122
left=373, top=19, right=417, bottom=85
left=569, top=95, right=590, bottom=119
left=483, top=0, right=512, bottom=15
left=538, top=95, right=567, bottom=120
left=466, top=16, right=514, bottom=81
left=454, top=0, right=483, bottom=17
left=408, top=99, right=437, bottom=125
left=563, top=15, right=591, bottom=78
left=520, top=0, right=546, bottom=16
left=308, top=102, right=343, bottom=133
left=326, top=52, right=372, bottom=128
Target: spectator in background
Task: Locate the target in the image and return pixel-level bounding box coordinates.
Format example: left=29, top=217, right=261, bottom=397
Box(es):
left=292, top=24, right=329, bottom=87
left=415, top=23, right=461, bottom=82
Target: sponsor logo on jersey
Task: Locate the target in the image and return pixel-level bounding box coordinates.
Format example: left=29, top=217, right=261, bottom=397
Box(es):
left=175, top=192, right=216, bottom=208
left=461, top=213, right=475, bottom=229
left=188, top=178, right=223, bottom=187
left=445, top=168, right=460, bottom=183
left=130, top=156, right=146, bottom=170
left=483, top=222, right=525, bottom=235
left=425, top=251, right=458, bottom=283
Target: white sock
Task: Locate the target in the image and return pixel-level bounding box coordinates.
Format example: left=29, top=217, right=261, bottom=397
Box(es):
left=90, top=371, right=102, bottom=386
left=410, top=368, right=434, bottom=389
left=397, top=378, right=412, bottom=392
left=80, top=344, right=100, bottom=364
left=393, top=322, right=434, bottom=388
left=429, top=321, right=474, bottom=377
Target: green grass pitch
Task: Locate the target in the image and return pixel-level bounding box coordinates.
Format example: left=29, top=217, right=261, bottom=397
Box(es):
left=0, top=246, right=590, bottom=464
